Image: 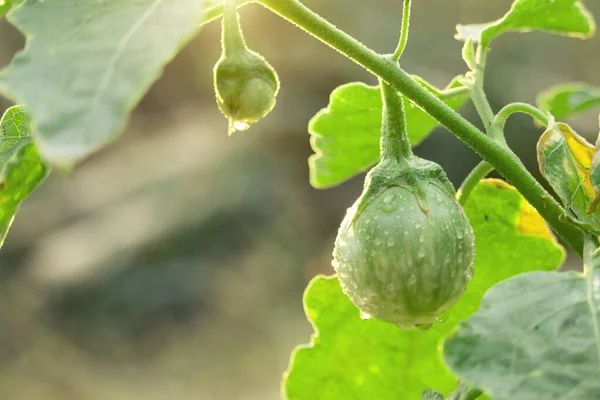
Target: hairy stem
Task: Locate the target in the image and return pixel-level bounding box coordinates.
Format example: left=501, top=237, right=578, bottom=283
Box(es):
left=203, top=0, right=254, bottom=25
left=257, top=0, right=583, bottom=256
left=439, top=86, right=470, bottom=99
left=457, top=161, right=494, bottom=205
left=583, top=236, right=600, bottom=364
left=392, top=0, right=411, bottom=60
left=380, top=79, right=412, bottom=161
left=494, top=102, right=550, bottom=130
left=222, top=0, right=247, bottom=56
left=471, top=45, right=504, bottom=141
left=465, top=389, right=484, bottom=400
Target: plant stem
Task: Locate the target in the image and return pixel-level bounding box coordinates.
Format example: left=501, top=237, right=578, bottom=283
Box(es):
left=471, top=46, right=504, bottom=141
left=392, top=0, right=411, bottom=60
left=465, top=389, right=483, bottom=400
left=257, top=0, right=584, bottom=257
left=380, top=79, right=412, bottom=161
left=494, top=102, right=550, bottom=130
left=222, top=0, right=247, bottom=56
left=583, top=235, right=600, bottom=364
left=457, top=161, right=493, bottom=205
left=203, top=0, right=254, bottom=25
left=439, top=86, right=470, bottom=99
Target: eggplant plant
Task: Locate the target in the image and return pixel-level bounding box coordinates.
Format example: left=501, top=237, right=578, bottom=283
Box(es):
left=0, top=0, right=599, bottom=399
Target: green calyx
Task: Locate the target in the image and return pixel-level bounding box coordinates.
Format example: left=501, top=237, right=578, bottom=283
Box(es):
left=214, top=2, right=280, bottom=135
left=332, top=80, right=475, bottom=329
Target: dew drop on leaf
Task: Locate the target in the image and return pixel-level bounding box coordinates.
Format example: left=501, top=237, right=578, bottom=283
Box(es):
left=465, top=264, right=474, bottom=280
left=407, top=274, right=417, bottom=286
left=436, top=310, right=450, bottom=323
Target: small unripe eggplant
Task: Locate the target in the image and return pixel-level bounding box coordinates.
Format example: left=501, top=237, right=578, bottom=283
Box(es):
left=214, top=50, right=279, bottom=133
left=333, top=157, right=475, bottom=330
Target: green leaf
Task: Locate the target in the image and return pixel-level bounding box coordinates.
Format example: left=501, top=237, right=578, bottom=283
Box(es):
left=0, top=0, right=22, bottom=18
left=308, top=76, right=469, bottom=189
left=537, top=83, right=600, bottom=121
left=0, top=106, right=48, bottom=246
left=443, top=238, right=600, bottom=400
left=0, top=0, right=206, bottom=167
left=0, top=0, right=11, bottom=18
left=283, top=180, right=564, bottom=400
left=536, top=120, right=600, bottom=230
left=456, top=0, right=595, bottom=47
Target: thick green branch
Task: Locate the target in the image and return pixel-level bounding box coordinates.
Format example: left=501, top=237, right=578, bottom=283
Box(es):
left=257, top=0, right=583, bottom=256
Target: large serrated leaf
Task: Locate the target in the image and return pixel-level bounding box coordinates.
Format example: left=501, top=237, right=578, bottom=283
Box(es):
left=308, top=76, right=469, bottom=189
left=456, top=0, right=595, bottom=47
left=0, top=0, right=206, bottom=167
left=0, top=106, right=48, bottom=246
left=443, top=237, right=600, bottom=400
left=283, top=180, right=564, bottom=400
left=537, top=83, right=600, bottom=121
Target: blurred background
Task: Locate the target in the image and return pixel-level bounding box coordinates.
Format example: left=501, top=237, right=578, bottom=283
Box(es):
left=0, top=0, right=598, bottom=399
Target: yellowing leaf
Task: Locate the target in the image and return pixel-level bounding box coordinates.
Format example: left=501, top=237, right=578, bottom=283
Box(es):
left=537, top=120, right=600, bottom=229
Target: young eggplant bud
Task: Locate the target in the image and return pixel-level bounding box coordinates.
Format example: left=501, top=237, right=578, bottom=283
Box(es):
left=214, top=2, right=279, bottom=134
left=333, top=157, right=475, bottom=330
left=214, top=49, right=279, bottom=134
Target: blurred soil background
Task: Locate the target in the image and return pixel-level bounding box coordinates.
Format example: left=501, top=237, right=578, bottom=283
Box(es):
left=0, top=0, right=598, bottom=398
